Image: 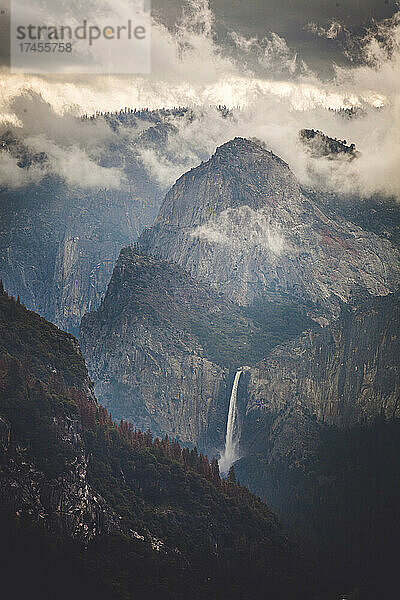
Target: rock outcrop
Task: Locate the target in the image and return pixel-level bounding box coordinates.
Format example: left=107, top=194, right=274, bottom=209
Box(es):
left=299, top=128, right=358, bottom=159
left=241, top=290, right=400, bottom=466
left=0, top=415, right=124, bottom=544
left=81, top=249, right=231, bottom=448
left=139, top=137, right=400, bottom=312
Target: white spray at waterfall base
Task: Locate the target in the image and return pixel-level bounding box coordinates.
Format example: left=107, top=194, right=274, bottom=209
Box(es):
left=219, top=370, right=243, bottom=475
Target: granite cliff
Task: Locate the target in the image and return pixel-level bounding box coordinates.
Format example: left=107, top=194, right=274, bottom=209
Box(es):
left=139, top=137, right=400, bottom=313
left=82, top=138, right=399, bottom=450
left=81, top=249, right=230, bottom=448
left=80, top=137, right=400, bottom=597
left=239, top=290, right=400, bottom=467
left=80, top=248, right=313, bottom=451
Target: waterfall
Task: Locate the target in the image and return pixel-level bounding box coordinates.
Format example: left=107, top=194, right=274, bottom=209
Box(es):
left=219, top=370, right=242, bottom=475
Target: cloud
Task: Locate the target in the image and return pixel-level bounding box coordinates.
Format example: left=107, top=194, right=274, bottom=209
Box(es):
left=230, top=30, right=309, bottom=77
left=191, top=207, right=285, bottom=256
left=0, top=0, right=369, bottom=116
left=26, top=136, right=125, bottom=189
left=0, top=151, right=45, bottom=188
left=132, top=7, right=400, bottom=200
left=0, top=2, right=400, bottom=199
left=306, top=21, right=345, bottom=40
left=0, top=90, right=126, bottom=189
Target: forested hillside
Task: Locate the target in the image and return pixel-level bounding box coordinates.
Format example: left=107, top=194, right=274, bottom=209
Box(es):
left=0, top=287, right=309, bottom=600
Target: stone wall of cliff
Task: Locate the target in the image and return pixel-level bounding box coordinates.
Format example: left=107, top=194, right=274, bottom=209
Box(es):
left=239, top=291, right=400, bottom=467
left=139, top=138, right=400, bottom=313
left=81, top=249, right=230, bottom=448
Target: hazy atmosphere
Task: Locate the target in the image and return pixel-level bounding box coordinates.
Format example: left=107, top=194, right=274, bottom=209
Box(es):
left=2, top=0, right=400, bottom=196
left=1, top=2, right=400, bottom=600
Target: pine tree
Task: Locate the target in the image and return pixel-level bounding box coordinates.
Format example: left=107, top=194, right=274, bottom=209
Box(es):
left=227, top=466, right=237, bottom=484
left=211, top=457, right=221, bottom=483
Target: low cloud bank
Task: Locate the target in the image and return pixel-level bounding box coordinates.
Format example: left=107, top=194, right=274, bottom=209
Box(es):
left=0, top=1, right=399, bottom=199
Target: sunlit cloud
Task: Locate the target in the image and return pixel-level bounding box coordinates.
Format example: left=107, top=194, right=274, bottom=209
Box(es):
left=0, top=1, right=399, bottom=198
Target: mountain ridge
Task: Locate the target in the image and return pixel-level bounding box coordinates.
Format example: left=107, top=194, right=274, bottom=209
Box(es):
left=139, top=137, right=400, bottom=311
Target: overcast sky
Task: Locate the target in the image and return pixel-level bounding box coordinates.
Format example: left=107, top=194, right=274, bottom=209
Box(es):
left=1, top=0, right=400, bottom=200
left=1, top=1, right=399, bottom=118
left=153, top=0, right=399, bottom=74
left=1, top=1, right=398, bottom=75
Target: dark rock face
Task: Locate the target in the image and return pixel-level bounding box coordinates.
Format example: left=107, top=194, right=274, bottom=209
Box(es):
left=0, top=416, right=10, bottom=450
left=0, top=290, right=309, bottom=600
left=241, top=291, right=400, bottom=466
left=0, top=416, right=123, bottom=544
left=0, top=291, right=125, bottom=544
left=0, top=112, right=174, bottom=333
left=80, top=249, right=230, bottom=448
left=139, top=137, right=399, bottom=311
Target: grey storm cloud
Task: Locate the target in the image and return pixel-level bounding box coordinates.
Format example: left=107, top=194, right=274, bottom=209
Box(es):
left=1, top=1, right=400, bottom=199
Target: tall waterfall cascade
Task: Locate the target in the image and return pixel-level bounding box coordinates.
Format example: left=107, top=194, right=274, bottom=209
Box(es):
left=219, top=370, right=243, bottom=475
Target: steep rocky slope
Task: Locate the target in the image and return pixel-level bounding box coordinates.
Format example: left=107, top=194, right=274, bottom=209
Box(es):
left=308, top=188, right=400, bottom=252
left=80, top=248, right=314, bottom=451
left=0, top=288, right=309, bottom=600
left=0, top=109, right=182, bottom=334
left=81, top=249, right=229, bottom=448
left=139, top=137, right=399, bottom=312
left=240, top=290, right=400, bottom=467
left=234, top=291, right=400, bottom=597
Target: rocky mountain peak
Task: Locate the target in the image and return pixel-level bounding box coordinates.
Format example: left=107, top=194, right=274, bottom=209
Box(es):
left=212, top=136, right=286, bottom=166
left=146, top=136, right=301, bottom=232
left=138, top=137, right=400, bottom=310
